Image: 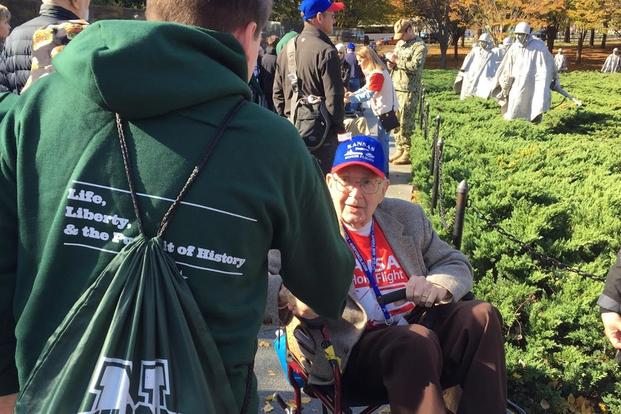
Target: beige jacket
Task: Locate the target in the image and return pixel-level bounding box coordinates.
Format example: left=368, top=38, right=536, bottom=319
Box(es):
left=266, top=198, right=473, bottom=384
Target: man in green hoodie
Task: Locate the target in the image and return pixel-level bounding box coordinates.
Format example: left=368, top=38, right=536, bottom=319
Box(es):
left=0, top=0, right=354, bottom=412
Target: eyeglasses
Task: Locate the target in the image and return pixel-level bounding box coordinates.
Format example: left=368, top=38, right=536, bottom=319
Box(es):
left=332, top=175, right=384, bottom=194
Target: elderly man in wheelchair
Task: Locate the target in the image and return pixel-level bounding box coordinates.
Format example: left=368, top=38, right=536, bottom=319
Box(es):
left=267, top=135, right=507, bottom=414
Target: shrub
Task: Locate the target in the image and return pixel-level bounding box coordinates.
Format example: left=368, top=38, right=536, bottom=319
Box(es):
left=410, top=69, right=621, bottom=413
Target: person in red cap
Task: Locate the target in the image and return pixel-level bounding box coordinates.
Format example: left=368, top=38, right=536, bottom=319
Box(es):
left=272, top=0, right=346, bottom=175
left=268, top=137, right=508, bottom=413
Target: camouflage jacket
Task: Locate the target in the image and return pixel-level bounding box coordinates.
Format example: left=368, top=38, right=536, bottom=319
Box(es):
left=392, top=37, right=427, bottom=92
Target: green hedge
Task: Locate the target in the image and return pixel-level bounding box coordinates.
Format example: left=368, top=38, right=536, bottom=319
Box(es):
left=409, top=70, right=621, bottom=413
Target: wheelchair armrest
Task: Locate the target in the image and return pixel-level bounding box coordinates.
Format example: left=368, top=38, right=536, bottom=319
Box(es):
left=377, top=289, right=475, bottom=306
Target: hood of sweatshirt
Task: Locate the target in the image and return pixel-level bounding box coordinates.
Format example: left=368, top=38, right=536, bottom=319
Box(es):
left=53, top=20, right=251, bottom=120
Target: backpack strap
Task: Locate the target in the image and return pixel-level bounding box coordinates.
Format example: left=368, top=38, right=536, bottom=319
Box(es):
left=115, top=98, right=246, bottom=238
left=116, top=113, right=147, bottom=236
left=286, top=36, right=301, bottom=124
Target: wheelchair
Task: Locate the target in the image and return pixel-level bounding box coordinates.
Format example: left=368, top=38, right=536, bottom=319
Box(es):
left=272, top=289, right=527, bottom=414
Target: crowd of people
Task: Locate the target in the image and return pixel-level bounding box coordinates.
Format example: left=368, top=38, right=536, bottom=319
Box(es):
left=0, top=0, right=619, bottom=413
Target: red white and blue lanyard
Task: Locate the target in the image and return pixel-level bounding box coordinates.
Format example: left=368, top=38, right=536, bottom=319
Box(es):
left=343, top=221, right=395, bottom=325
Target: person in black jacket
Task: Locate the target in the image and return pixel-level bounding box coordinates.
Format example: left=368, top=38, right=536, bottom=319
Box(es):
left=260, top=35, right=278, bottom=112
left=272, top=0, right=345, bottom=174
left=599, top=251, right=621, bottom=351
left=335, top=43, right=351, bottom=89
left=0, top=0, right=90, bottom=94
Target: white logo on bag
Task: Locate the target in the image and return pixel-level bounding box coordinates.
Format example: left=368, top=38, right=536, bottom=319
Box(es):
left=80, top=357, right=176, bottom=414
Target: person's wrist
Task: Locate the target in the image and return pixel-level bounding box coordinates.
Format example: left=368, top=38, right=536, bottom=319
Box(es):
left=602, top=311, right=621, bottom=321
left=278, top=286, right=291, bottom=308
left=430, top=283, right=451, bottom=303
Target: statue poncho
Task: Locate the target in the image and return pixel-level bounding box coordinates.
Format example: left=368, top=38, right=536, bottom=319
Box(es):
left=601, top=52, right=621, bottom=73
left=454, top=45, right=501, bottom=100
left=491, top=37, right=557, bottom=121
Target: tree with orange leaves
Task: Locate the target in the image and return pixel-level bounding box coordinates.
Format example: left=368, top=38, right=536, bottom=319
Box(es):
left=568, top=0, right=608, bottom=63
left=402, top=0, right=452, bottom=67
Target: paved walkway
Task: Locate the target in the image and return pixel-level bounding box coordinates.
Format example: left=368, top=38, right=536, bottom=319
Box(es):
left=255, top=139, right=411, bottom=414
left=385, top=139, right=413, bottom=200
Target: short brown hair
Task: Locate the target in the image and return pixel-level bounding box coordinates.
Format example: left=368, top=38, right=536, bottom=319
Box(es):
left=0, top=4, right=10, bottom=22
left=146, top=0, right=272, bottom=39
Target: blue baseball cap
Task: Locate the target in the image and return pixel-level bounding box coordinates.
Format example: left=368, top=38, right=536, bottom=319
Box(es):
left=299, top=0, right=345, bottom=21
left=347, top=42, right=355, bottom=50
left=331, top=136, right=386, bottom=178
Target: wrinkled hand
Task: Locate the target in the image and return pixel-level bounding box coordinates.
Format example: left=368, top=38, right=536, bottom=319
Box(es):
left=279, top=287, right=318, bottom=320
left=288, top=297, right=319, bottom=320
left=405, top=276, right=450, bottom=308
left=602, top=312, right=621, bottom=350
left=0, top=393, right=17, bottom=414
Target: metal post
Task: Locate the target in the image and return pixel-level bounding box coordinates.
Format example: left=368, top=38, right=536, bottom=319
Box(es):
left=431, top=139, right=444, bottom=212
left=452, top=180, right=469, bottom=250
left=430, top=115, right=441, bottom=175
left=419, top=88, right=426, bottom=130
left=424, top=102, right=430, bottom=141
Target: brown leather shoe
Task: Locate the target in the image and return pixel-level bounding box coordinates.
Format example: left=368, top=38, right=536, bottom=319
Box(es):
left=392, top=150, right=411, bottom=165
left=389, top=148, right=404, bottom=162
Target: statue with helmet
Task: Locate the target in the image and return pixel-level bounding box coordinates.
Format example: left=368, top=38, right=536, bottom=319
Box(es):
left=601, top=48, right=621, bottom=73
left=491, top=22, right=581, bottom=122
left=494, top=36, right=513, bottom=60
left=555, top=48, right=568, bottom=72
left=454, top=32, right=503, bottom=100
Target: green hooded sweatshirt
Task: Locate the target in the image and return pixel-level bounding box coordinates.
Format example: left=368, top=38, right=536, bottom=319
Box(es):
left=0, top=20, right=354, bottom=412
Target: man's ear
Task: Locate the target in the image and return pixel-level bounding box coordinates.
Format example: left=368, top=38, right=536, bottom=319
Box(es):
left=380, top=178, right=390, bottom=200
left=233, top=21, right=259, bottom=53
left=325, top=173, right=334, bottom=187
left=233, top=21, right=259, bottom=80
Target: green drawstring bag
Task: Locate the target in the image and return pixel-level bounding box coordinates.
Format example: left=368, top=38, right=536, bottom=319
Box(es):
left=16, top=100, right=246, bottom=414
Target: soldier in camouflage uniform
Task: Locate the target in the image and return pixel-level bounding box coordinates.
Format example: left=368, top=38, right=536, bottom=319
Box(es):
left=387, top=19, right=427, bottom=165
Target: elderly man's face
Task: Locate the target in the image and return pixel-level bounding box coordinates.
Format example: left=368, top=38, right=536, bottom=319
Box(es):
left=326, top=165, right=388, bottom=229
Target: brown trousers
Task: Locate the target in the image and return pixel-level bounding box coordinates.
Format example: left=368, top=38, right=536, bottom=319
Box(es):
left=341, top=300, right=507, bottom=414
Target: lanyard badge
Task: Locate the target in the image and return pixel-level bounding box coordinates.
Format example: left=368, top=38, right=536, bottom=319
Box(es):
left=344, top=222, right=394, bottom=325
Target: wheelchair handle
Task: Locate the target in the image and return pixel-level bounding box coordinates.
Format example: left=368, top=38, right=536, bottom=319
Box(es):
left=377, top=288, right=406, bottom=306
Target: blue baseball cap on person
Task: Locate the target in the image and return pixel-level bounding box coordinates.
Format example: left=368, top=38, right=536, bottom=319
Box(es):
left=347, top=42, right=355, bottom=50
left=331, top=136, right=386, bottom=178
left=299, top=0, right=345, bottom=21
